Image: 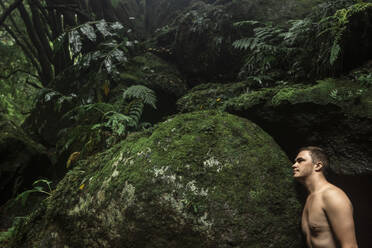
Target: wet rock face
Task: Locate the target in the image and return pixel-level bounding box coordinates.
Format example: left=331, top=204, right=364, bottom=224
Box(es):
left=177, top=79, right=372, bottom=175
left=0, top=119, right=53, bottom=206
left=11, top=111, right=303, bottom=248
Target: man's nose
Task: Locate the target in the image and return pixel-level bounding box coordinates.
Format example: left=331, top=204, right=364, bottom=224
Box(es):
left=292, top=163, right=297, bottom=168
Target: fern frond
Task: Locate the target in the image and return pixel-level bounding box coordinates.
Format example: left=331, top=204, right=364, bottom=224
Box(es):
left=232, top=38, right=253, bottom=50
left=233, top=20, right=260, bottom=27
left=330, top=43, right=341, bottom=65
left=122, top=85, right=157, bottom=109
left=125, top=99, right=144, bottom=128
left=63, top=103, right=114, bottom=122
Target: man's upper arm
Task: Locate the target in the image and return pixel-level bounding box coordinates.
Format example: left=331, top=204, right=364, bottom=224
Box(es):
left=323, top=189, right=358, bottom=248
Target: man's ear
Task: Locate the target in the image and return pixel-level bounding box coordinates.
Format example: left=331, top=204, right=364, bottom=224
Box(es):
left=314, top=161, right=323, bottom=171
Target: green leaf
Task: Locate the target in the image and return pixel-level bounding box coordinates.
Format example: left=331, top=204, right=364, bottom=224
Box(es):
left=69, top=30, right=82, bottom=55
left=80, top=24, right=96, bottom=42
left=122, top=85, right=157, bottom=109
left=96, top=20, right=112, bottom=37
left=330, top=43, right=341, bottom=65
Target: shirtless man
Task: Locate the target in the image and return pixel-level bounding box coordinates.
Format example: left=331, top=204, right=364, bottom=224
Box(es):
left=292, top=146, right=358, bottom=248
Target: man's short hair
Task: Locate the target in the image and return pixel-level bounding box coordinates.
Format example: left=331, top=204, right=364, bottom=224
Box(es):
left=299, top=146, right=330, bottom=174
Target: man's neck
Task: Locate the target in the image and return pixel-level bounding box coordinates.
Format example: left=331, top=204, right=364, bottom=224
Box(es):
left=301, top=173, right=329, bottom=194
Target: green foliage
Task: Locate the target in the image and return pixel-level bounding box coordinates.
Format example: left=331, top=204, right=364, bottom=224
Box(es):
left=0, top=33, right=39, bottom=124
left=34, top=88, right=78, bottom=113
left=55, top=19, right=133, bottom=79
left=122, top=85, right=157, bottom=109
left=317, top=2, right=372, bottom=66
left=232, top=1, right=372, bottom=81
left=62, top=102, right=114, bottom=123
left=356, top=73, right=372, bottom=86
left=232, top=22, right=294, bottom=81
left=329, top=87, right=365, bottom=101
left=12, top=179, right=52, bottom=207
left=0, top=218, right=22, bottom=245
left=92, top=111, right=134, bottom=136
left=58, top=85, right=157, bottom=154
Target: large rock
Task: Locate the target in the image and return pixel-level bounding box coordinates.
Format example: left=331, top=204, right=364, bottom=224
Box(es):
left=10, top=111, right=302, bottom=248
left=177, top=78, right=372, bottom=175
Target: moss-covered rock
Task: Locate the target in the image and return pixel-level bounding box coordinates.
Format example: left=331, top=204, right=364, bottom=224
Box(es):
left=176, top=81, right=251, bottom=112
left=177, top=78, right=372, bottom=174
left=10, top=110, right=302, bottom=248
left=119, top=52, right=188, bottom=98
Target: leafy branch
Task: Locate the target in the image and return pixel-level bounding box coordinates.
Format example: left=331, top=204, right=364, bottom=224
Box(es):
left=13, top=179, right=53, bottom=206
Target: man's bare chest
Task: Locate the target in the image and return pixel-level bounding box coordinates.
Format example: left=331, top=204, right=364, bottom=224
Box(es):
left=302, top=195, right=330, bottom=235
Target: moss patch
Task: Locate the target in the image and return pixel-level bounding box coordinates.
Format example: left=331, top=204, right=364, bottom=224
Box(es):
left=119, top=52, right=188, bottom=98
left=10, top=110, right=302, bottom=248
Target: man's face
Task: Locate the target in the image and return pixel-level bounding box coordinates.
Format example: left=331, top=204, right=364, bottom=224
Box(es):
left=292, top=150, right=315, bottom=179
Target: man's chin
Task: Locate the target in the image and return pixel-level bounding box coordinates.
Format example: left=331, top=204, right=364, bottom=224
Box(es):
left=293, top=173, right=303, bottom=179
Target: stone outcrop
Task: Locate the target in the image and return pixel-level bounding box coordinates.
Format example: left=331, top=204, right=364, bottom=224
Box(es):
left=9, top=111, right=302, bottom=248
left=177, top=78, right=372, bottom=175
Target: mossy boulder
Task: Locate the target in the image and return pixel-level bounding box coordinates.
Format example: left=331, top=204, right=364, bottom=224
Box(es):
left=176, top=81, right=251, bottom=113
left=177, top=78, right=372, bottom=174
left=10, top=110, right=302, bottom=248
left=119, top=52, right=188, bottom=98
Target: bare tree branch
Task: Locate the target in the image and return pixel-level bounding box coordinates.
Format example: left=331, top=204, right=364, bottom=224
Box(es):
left=0, top=0, right=38, bottom=58
left=29, top=0, right=53, bottom=60
left=0, top=69, right=39, bottom=80
left=0, top=0, right=24, bottom=26
left=1, top=22, right=42, bottom=75
left=18, top=2, right=53, bottom=86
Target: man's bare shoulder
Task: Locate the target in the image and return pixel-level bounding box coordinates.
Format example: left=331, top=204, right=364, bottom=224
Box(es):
left=321, top=184, right=352, bottom=210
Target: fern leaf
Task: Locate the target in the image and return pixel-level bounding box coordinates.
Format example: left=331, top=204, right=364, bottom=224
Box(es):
left=122, top=85, right=157, bottom=109
left=233, top=20, right=260, bottom=27
left=232, top=38, right=253, bottom=50
left=127, top=100, right=144, bottom=128
left=330, top=43, right=341, bottom=65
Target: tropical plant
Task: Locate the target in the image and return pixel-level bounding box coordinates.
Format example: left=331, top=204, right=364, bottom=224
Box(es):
left=57, top=85, right=157, bottom=154
left=233, top=0, right=372, bottom=82
left=55, top=19, right=133, bottom=80
left=12, top=179, right=53, bottom=207
left=232, top=21, right=296, bottom=82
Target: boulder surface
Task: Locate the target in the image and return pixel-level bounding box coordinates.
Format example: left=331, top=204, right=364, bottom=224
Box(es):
left=10, top=110, right=302, bottom=248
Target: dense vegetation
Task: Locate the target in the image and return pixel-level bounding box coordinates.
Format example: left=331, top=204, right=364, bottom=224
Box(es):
left=1, top=0, right=371, bottom=247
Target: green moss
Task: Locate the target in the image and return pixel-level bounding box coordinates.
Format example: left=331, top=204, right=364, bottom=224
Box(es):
left=226, top=87, right=276, bottom=111
left=271, top=80, right=335, bottom=106
left=120, top=52, right=188, bottom=97
left=11, top=110, right=302, bottom=247
left=177, top=81, right=251, bottom=112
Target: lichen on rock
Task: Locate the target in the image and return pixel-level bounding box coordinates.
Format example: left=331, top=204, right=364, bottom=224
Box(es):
left=9, top=110, right=302, bottom=248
